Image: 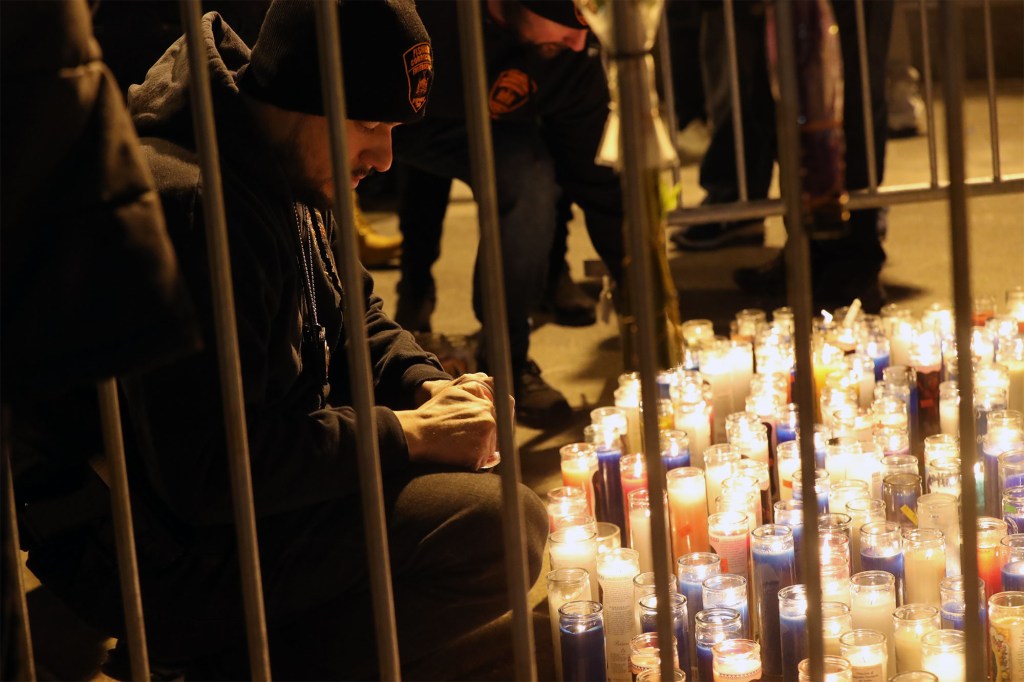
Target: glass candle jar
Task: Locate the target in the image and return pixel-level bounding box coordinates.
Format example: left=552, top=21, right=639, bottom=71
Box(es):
left=889, top=673, right=938, bottom=682
left=637, top=593, right=688, bottom=677
left=829, top=479, right=870, bottom=516
left=792, top=467, right=830, bottom=514
left=776, top=441, right=800, bottom=501
left=548, top=526, right=599, bottom=601
left=704, top=444, right=741, bottom=512
left=938, top=575, right=986, bottom=631
left=797, top=655, right=853, bottom=681
left=750, top=525, right=796, bottom=678
left=1001, top=534, right=1024, bottom=591
left=779, top=584, right=808, bottom=681
left=620, top=454, right=648, bottom=537
left=628, top=489, right=656, bottom=573
left=917, top=492, right=961, bottom=576
left=983, top=410, right=1024, bottom=517
left=708, top=511, right=750, bottom=579
left=938, top=381, right=960, bottom=436
left=660, top=430, right=690, bottom=473
left=773, top=500, right=804, bottom=574
left=859, top=521, right=905, bottom=603
left=820, top=547, right=851, bottom=607
left=635, top=668, right=686, bottom=682
left=547, top=486, right=590, bottom=532
left=702, top=574, right=749, bottom=639
left=597, top=521, right=622, bottom=555
left=821, top=601, right=853, bottom=656
left=1005, top=487, right=1024, bottom=536
left=989, top=591, right=1024, bottom=680
left=926, top=456, right=962, bottom=499
left=695, top=608, right=742, bottom=682
left=920, top=629, right=966, bottom=682
left=597, top=548, right=641, bottom=681
left=677, top=552, right=722, bottom=666
left=903, top=529, right=946, bottom=607
left=585, top=418, right=627, bottom=531
left=884, top=473, right=922, bottom=530
left=892, top=604, right=940, bottom=673
left=559, top=600, right=606, bottom=682
left=628, top=631, right=678, bottom=682
left=840, top=629, right=889, bottom=682
left=978, top=516, right=1010, bottom=600
left=775, top=403, right=799, bottom=444
left=1000, top=448, right=1024, bottom=497
left=849, top=571, right=897, bottom=675
left=720, top=474, right=762, bottom=527
left=846, top=498, right=885, bottom=574
left=666, top=467, right=709, bottom=560
left=548, top=569, right=592, bottom=680
left=711, top=639, right=761, bottom=682
left=559, top=443, right=599, bottom=517
left=736, top=459, right=772, bottom=527
left=632, top=571, right=676, bottom=636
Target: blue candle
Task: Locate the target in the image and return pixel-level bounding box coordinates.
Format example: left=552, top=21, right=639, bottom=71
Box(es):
left=559, top=601, right=606, bottom=682
left=660, top=431, right=691, bottom=473
left=751, top=525, right=797, bottom=677
left=1003, top=561, right=1024, bottom=591
left=677, top=553, right=721, bottom=671
left=639, top=592, right=690, bottom=676
left=814, top=426, right=828, bottom=470
left=774, top=500, right=805, bottom=581
left=595, top=445, right=625, bottom=530
left=792, top=468, right=829, bottom=515
left=871, top=352, right=890, bottom=382
left=1003, top=487, right=1024, bottom=533
left=778, top=584, right=808, bottom=682
left=776, top=423, right=796, bottom=444
left=860, top=551, right=904, bottom=603
left=941, top=600, right=965, bottom=630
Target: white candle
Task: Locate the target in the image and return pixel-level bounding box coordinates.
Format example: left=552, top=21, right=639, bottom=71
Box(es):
left=598, top=548, right=641, bottom=682
left=892, top=604, right=940, bottom=674
left=939, top=381, right=960, bottom=437
left=628, top=491, right=653, bottom=574
left=728, top=341, right=754, bottom=412
left=700, top=341, right=736, bottom=443
left=920, top=630, right=967, bottom=682
left=614, top=382, right=642, bottom=455
left=922, top=651, right=966, bottom=682
left=893, top=626, right=923, bottom=673
left=890, top=320, right=917, bottom=368
left=549, top=526, right=599, bottom=601
left=708, top=511, right=750, bottom=579
left=777, top=441, right=800, bottom=501
left=840, top=630, right=889, bottom=682
left=904, top=530, right=947, bottom=607
left=850, top=572, right=897, bottom=679
left=704, top=445, right=740, bottom=510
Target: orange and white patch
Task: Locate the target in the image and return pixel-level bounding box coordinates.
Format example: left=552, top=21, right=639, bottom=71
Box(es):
left=488, top=68, right=536, bottom=117
left=404, top=42, right=433, bottom=113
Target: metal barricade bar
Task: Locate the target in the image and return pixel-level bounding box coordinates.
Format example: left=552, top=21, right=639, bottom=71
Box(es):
left=941, top=2, right=985, bottom=680
left=983, top=0, right=1002, bottom=181
left=180, top=2, right=271, bottom=678
left=97, top=379, right=151, bottom=682
left=854, top=0, right=879, bottom=192
left=723, top=0, right=750, bottom=203
left=313, top=3, right=403, bottom=678
left=919, top=0, right=940, bottom=188
left=772, top=3, right=827, bottom=680
left=456, top=4, right=539, bottom=680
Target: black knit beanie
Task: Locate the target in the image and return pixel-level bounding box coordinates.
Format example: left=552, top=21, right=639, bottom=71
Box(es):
left=519, top=0, right=588, bottom=29
left=238, top=0, right=433, bottom=123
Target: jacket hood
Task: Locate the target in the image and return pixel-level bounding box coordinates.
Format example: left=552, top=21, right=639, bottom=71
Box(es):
left=128, top=12, right=249, bottom=142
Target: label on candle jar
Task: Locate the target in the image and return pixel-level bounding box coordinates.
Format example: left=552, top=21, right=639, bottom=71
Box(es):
left=713, top=666, right=762, bottom=682
left=990, top=615, right=1024, bottom=681
left=850, top=662, right=886, bottom=682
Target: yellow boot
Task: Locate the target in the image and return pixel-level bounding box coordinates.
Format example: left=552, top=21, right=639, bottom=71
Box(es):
left=353, top=192, right=402, bottom=267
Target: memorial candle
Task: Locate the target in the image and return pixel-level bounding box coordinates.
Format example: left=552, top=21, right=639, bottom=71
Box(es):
left=694, top=608, right=742, bottom=682
left=597, top=522, right=622, bottom=555
left=846, top=498, right=885, bottom=574
left=989, top=590, right=1024, bottom=681
left=819, top=513, right=854, bottom=573
left=598, top=548, right=641, bottom=682
left=615, top=375, right=642, bottom=455
left=978, top=516, right=1009, bottom=600
left=750, top=525, right=796, bottom=677
left=633, top=570, right=676, bottom=637
left=677, top=552, right=721, bottom=668
left=704, top=445, right=740, bottom=511
left=863, top=329, right=891, bottom=383
left=828, top=479, right=869, bottom=518
left=639, top=593, right=689, bottom=677
left=884, top=473, right=922, bottom=531
left=736, top=459, right=771, bottom=529
left=1004, top=488, right=1024, bottom=535
left=727, top=340, right=754, bottom=417
left=660, top=430, right=690, bottom=472
left=667, top=467, right=709, bottom=559
left=820, top=548, right=851, bottom=607
left=711, top=639, right=761, bottom=682
left=775, top=403, right=798, bottom=444
left=773, top=500, right=805, bottom=575
left=702, top=574, right=749, bottom=639
left=700, top=340, right=737, bottom=443
left=840, top=629, right=888, bottom=682
left=629, top=632, right=680, bottom=682
left=927, top=456, right=962, bottom=500
left=850, top=571, right=897, bottom=678
left=920, top=629, right=966, bottom=682
left=620, top=454, right=648, bottom=542
left=776, top=441, right=800, bottom=501
left=585, top=420, right=626, bottom=531
left=903, top=529, right=946, bottom=608
left=984, top=410, right=1024, bottom=517
left=821, top=601, right=853, bottom=656
left=779, top=584, right=808, bottom=681
left=814, top=333, right=847, bottom=422
left=1000, top=448, right=1024, bottom=497
left=708, top=512, right=750, bottom=579
left=560, top=443, right=599, bottom=516
left=917, top=493, right=961, bottom=576
left=1001, top=535, right=1024, bottom=590
left=975, top=386, right=1009, bottom=514
left=939, top=381, right=960, bottom=437
left=792, top=468, right=829, bottom=514
left=939, top=575, right=986, bottom=631
left=884, top=366, right=920, bottom=457
left=549, top=526, right=600, bottom=601
left=547, top=486, right=589, bottom=532
left=719, top=475, right=761, bottom=529
left=673, top=373, right=713, bottom=469
left=629, top=489, right=655, bottom=574
left=859, top=522, right=905, bottom=604
left=797, top=655, right=853, bottom=681
left=912, top=331, right=943, bottom=441
left=996, top=334, right=1024, bottom=412
left=548, top=568, right=592, bottom=680
left=559, top=600, right=607, bottom=682
left=892, top=604, right=940, bottom=674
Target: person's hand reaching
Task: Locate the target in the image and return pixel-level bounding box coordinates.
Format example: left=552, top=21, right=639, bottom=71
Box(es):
left=396, top=376, right=498, bottom=470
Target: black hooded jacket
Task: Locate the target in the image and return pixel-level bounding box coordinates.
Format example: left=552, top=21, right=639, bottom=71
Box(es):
left=122, top=13, right=449, bottom=526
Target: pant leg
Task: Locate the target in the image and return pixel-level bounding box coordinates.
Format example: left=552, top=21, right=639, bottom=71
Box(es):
left=394, top=119, right=560, bottom=370
left=397, top=163, right=453, bottom=290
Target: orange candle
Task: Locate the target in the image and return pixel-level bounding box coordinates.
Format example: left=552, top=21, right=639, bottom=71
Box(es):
left=667, top=467, right=710, bottom=560
left=560, top=443, right=598, bottom=516
left=978, top=517, right=1009, bottom=601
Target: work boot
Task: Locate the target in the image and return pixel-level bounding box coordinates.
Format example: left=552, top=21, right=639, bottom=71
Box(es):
left=354, top=193, right=402, bottom=268
left=887, top=64, right=927, bottom=138
left=394, top=279, right=436, bottom=332
left=670, top=218, right=765, bottom=251
left=543, top=265, right=596, bottom=327
left=514, top=359, right=571, bottom=425
left=733, top=252, right=887, bottom=314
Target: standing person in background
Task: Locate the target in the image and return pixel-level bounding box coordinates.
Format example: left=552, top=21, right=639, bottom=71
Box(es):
left=13, top=2, right=546, bottom=679
left=393, top=0, right=627, bottom=424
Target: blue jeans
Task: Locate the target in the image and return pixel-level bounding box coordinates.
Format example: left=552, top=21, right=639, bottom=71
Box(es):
left=393, top=119, right=563, bottom=370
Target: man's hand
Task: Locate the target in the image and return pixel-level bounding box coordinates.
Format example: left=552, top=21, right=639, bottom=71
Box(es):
left=415, top=372, right=494, bottom=405
left=397, top=377, right=498, bottom=470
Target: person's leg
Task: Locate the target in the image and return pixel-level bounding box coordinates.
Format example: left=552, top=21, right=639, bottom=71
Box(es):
left=541, top=196, right=597, bottom=327
left=395, top=163, right=452, bottom=331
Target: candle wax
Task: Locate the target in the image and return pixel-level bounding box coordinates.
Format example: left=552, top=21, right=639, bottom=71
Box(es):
left=596, top=447, right=626, bottom=530
left=780, top=611, right=807, bottom=681
left=560, top=619, right=606, bottom=682
left=751, top=545, right=796, bottom=677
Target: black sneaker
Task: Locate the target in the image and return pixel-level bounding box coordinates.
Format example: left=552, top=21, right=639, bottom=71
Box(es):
left=514, top=359, right=571, bottom=424
left=542, top=266, right=596, bottom=327
left=734, top=253, right=888, bottom=314
left=670, top=219, right=765, bottom=252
